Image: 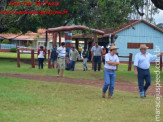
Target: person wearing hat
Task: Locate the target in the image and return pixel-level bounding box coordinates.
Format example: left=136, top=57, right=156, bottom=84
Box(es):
left=102, top=45, right=119, bottom=98
left=91, top=41, right=103, bottom=72
left=69, top=46, right=80, bottom=71
left=134, top=44, right=163, bottom=98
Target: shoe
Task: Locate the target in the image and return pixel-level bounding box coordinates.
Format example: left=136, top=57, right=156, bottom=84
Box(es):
left=102, top=92, right=105, bottom=98
left=140, top=96, right=144, bottom=99
left=83, top=69, right=85, bottom=71
left=108, top=92, right=112, bottom=98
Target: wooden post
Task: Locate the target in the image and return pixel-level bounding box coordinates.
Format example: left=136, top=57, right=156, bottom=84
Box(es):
left=116, top=53, right=119, bottom=70
left=76, top=39, right=79, bottom=49
left=17, top=49, right=20, bottom=68
left=128, top=53, right=133, bottom=71
left=45, top=30, right=48, bottom=59
left=52, top=32, right=57, bottom=48
left=58, top=32, right=61, bottom=46
left=31, top=50, right=35, bottom=68
left=160, top=55, right=162, bottom=71
left=48, top=50, right=51, bottom=69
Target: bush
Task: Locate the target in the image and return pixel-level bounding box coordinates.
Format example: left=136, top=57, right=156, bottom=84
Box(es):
left=2, top=39, right=10, bottom=44
left=10, top=48, right=17, bottom=52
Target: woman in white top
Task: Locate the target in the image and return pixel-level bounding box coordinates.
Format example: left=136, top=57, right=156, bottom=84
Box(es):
left=37, top=46, right=46, bottom=69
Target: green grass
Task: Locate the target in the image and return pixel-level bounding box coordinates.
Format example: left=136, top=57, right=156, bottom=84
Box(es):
left=0, top=52, right=37, bottom=59
left=0, top=76, right=161, bottom=122
left=0, top=59, right=162, bottom=84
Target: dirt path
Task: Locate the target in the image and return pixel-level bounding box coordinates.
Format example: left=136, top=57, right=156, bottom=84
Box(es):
left=0, top=73, right=161, bottom=96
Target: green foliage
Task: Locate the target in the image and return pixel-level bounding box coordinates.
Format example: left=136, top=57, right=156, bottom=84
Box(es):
left=10, top=48, right=17, bottom=52
left=157, top=23, right=163, bottom=29
left=2, top=39, right=10, bottom=44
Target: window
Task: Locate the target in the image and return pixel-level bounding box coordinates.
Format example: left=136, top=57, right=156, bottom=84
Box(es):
left=127, top=43, right=153, bottom=49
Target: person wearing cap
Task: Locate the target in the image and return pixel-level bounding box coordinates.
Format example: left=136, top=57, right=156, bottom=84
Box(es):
left=91, top=41, right=103, bottom=72
left=69, top=46, right=80, bottom=71
left=134, top=44, right=163, bottom=98
left=102, top=45, right=119, bottom=98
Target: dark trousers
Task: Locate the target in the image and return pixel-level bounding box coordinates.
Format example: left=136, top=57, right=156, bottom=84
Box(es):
left=38, top=58, right=44, bottom=69
left=93, top=56, right=101, bottom=71
left=137, top=67, right=151, bottom=96
left=70, top=60, right=76, bottom=71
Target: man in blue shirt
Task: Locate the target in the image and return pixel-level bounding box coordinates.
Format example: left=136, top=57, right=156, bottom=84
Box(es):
left=134, top=44, right=163, bottom=98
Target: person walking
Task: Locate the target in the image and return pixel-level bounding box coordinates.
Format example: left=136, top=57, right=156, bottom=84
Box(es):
left=91, top=41, right=102, bottom=72
left=49, top=45, right=58, bottom=68
left=102, top=45, right=119, bottom=98
left=57, top=42, right=66, bottom=77
left=69, top=46, right=80, bottom=71
left=134, top=44, right=163, bottom=98
left=37, top=46, right=46, bottom=69
left=82, top=47, right=89, bottom=71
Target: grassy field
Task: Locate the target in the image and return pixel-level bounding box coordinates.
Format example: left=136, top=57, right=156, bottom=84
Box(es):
left=0, top=59, right=162, bottom=84
left=0, top=76, right=161, bottom=122
left=0, top=52, right=37, bottom=59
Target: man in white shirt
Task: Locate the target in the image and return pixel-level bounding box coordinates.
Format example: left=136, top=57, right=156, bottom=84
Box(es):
left=102, top=45, right=119, bottom=98
left=57, top=42, right=66, bottom=77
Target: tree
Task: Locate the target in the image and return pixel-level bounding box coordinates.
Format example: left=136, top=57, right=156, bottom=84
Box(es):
left=157, top=23, right=163, bottom=29
left=2, top=39, right=10, bottom=44
left=0, top=0, right=162, bottom=34
left=151, top=0, right=163, bottom=10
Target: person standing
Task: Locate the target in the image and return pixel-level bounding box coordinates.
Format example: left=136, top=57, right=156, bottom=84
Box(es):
left=102, top=45, right=119, bottom=98
left=49, top=45, right=58, bottom=68
left=78, top=45, right=83, bottom=58
left=69, top=46, right=80, bottom=71
left=134, top=44, right=163, bottom=98
left=37, top=46, right=46, bottom=69
left=82, top=47, right=89, bottom=71
left=57, top=42, right=66, bottom=77
left=91, top=41, right=102, bottom=72
left=102, top=46, right=106, bottom=64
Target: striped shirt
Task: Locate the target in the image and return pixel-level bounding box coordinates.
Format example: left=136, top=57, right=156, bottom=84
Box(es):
left=57, top=46, right=66, bottom=58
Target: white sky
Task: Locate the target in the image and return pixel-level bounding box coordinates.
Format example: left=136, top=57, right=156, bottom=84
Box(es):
left=154, top=10, right=163, bottom=24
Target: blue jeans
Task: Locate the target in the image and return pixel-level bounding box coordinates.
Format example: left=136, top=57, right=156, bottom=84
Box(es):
left=70, top=60, right=76, bottom=71
left=103, top=70, right=116, bottom=95
left=83, top=58, right=88, bottom=70
left=38, top=58, right=44, bottom=69
left=93, top=56, right=101, bottom=71
left=137, top=68, right=151, bottom=97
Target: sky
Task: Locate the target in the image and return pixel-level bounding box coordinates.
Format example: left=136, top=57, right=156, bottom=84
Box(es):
left=154, top=10, right=163, bottom=24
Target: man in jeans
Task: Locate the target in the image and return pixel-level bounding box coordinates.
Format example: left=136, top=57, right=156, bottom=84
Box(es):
left=102, top=45, right=119, bottom=98
left=134, top=44, right=163, bottom=98
left=69, top=46, right=80, bottom=71
left=91, top=42, right=102, bottom=72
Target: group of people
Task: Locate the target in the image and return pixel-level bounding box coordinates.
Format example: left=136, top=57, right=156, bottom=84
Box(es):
left=37, top=42, right=90, bottom=75
left=37, top=42, right=163, bottom=99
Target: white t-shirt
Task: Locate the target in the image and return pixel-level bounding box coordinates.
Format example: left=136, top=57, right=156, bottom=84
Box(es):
left=104, top=53, right=119, bottom=70
left=91, top=46, right=102, bottom=56
left=57, top=46, right=66, bottom=58
left=38, top=51, right=44, bottom=58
